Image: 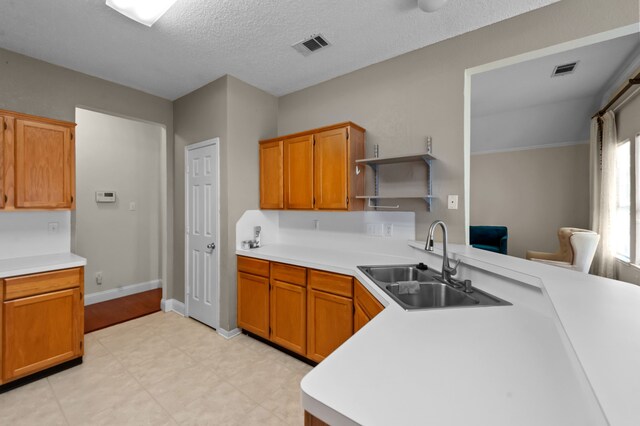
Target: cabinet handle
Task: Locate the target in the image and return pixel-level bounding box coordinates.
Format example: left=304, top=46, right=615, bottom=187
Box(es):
left=3, top=195, right=6, bottom=203
left=71, top=195, right=74, bottom=203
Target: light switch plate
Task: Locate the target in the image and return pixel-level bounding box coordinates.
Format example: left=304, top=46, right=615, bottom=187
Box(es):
left=448, top=195, right=459, bottom=210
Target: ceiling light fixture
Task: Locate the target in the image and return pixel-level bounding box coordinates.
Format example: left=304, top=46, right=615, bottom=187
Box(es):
left=106, top=0, right=179, bottom=27
left=417, top=0, right=449, bottom=13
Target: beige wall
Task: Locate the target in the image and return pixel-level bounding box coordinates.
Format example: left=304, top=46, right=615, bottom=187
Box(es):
left=76, top=109, right=162, bottom=294
left=470, top=144, right=590, bottom=258
left=0, top=46, right=174, bottom=300
left=173, top=75, right=277, bottom=329
left=277, top=0, right=639, bottom=244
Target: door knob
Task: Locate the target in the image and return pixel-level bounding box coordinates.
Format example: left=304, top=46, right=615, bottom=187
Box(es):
left=207, top=242, right=216, bottom=250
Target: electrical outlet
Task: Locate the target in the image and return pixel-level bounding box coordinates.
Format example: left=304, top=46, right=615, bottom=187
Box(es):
left=448, top=195, right=459, bottom=210
left=47, top=222, right=59, bottom=233
left=96, top=272, right=103, bottom=285
left=384, top=223, right=394, bottom=237
left=374, top=224, right=384, bottom=237
left=129, top=201, right=136, bottom=211
left=313, top=219, right=320, bottom=230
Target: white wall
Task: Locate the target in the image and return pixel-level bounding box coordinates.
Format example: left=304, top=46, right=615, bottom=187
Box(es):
left=75, top=108, right=162, bottom=295
left=0, top=211, right=70, bottom=260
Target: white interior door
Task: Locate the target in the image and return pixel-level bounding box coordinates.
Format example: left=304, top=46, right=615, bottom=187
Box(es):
left=185, top=139, right=219, bottom=329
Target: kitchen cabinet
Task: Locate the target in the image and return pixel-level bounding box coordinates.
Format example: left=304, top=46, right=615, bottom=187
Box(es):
left=259, top=122, right=365, bottom=211
left=307, top=270, right=354, bottom=363
left=354, top=279, right=385, bottom=333
left=0, top=115, right=5, bottom=209
left=284, top=135, right=314, bottom=209
left=270, top=263, right=307, bottom=355
left=237, top=258, right=376, bottom=363
left=1, top=267, right=84, bottom=384
left=259, top=140, right=284, bottom=209
left=0, top=109, right=76, bottom=211
left=237, top=257, right=270, bottom=339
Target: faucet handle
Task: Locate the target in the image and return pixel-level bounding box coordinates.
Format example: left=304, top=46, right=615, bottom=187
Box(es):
left=448, top=258, right=461, bottom=275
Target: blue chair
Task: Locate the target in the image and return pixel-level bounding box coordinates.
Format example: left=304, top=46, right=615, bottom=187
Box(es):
left=470, top=226, right=508, bottom=255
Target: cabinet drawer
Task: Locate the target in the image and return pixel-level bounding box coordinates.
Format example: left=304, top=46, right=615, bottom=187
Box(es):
left=237, top=256, right=270, bottom=278
left=309, top=269, right=353, bottom=298
left=4, top=268, right=82, bottom=301
left=271, top=262, right=306, bottom=286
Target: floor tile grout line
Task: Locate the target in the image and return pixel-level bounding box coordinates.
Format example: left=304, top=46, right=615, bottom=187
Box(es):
left=46, top=377, right=72, bottom=426
left=90, top=313, right=183, bottom=425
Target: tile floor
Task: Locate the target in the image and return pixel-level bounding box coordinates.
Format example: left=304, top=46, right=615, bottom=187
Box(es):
left=0, top=311, right=313, bottom=425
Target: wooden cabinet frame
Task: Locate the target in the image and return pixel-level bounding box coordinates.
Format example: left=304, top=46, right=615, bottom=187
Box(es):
left=1, top=267, right=84, bottom=385
left=0, top=109, right=76, bottom=211
left=259, top=122, right=365, bottom=211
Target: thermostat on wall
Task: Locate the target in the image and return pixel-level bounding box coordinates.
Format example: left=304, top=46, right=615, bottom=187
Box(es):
left=96, top=191, right=117, bottom=203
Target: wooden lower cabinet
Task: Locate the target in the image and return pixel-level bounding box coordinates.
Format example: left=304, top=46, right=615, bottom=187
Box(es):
left=1, top=267, right=84, bottom=385
left=353, top=279, right=385, bottom=333
left=237, top=257, right=384, bottom=364
left=237, top=271, right=270, bottom=339
left=307, top=289, right=353, bottom=363
left=270, top=279, right=306, bottom=355
left=305, top=411, right=330, bottom=426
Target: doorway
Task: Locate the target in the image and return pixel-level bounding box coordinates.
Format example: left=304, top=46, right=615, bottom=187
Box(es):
left=74, top=108, right=166, bottom=332
left=185, top=139, right=220, bottom=329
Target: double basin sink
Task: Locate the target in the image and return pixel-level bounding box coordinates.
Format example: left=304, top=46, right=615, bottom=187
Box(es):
left=358, top=264, right=510, bottom=311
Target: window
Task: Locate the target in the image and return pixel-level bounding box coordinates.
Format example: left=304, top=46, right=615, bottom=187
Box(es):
left=615, top=140, right=631, bottom=260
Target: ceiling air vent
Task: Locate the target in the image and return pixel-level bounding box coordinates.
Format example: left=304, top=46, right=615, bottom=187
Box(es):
left=292, top=34, right=331, bottom=57
left=552, top=61, right=579, bottom=77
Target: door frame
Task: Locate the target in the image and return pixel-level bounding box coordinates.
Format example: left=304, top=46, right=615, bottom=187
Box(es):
left=184, top=138, right=221, bottom=328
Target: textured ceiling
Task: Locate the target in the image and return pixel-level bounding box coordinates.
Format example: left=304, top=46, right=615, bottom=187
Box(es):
left=471, top=33, right=640, bottom=153
left=0, top=0, right=559, bottom=100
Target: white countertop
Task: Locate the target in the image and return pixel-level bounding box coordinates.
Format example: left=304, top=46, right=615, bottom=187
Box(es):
left=237, top=242, right=640, bottom=426
left=0, top=252, right=87, bottom=278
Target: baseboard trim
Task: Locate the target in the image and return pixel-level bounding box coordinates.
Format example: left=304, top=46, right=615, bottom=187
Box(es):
left=161, top=298, right=185, bottom=316
left=85, top=280, right=161, bottom=306
left=217, top=327, right=241, bottom=339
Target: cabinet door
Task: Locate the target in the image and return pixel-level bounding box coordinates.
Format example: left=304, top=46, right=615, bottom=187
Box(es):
left=15, top=119, right=74, bottom=209
left=307, top=289, right=353, bottom=362
left=0, top=116, right=4, bottom=208
left=260, top=141, right=284, bottom=209
left=284, top=135, right=314, bottom=209
left=314, top=128, right=348, bottom=210
left=353, top=302, right=371, bottom=334
left=3, top=288, right=82, bottom=382
left=237, top=272, right=270, bottom=338
left=270, top=279, right=306, bottom=355
left=353, top=279, right=384, bottom=333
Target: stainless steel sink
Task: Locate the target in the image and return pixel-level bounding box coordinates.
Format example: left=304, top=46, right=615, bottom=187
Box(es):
left=358, top=265, right=510, bottom=311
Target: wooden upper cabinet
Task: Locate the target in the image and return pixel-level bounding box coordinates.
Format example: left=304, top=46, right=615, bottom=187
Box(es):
left=314, top=128, right=348, bottom=210
left=259, top=140, right=284, bottom=209
left=15, top=119, right=74, bottom=209
left=284, top=135, right=314, bottom=209
left=0, top=116, right=4, bottom=208
left=260, top=122, right=365, bottom=211
left=0, top=109, right=76, bottom=211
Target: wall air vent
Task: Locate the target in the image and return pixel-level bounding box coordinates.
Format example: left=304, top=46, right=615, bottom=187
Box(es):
left=292, top=34, right=331, bottom=57
left=552, top=61, right=579, bottom=77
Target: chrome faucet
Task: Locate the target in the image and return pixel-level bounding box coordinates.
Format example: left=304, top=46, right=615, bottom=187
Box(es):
left=425, top=220, right=460, bottom=284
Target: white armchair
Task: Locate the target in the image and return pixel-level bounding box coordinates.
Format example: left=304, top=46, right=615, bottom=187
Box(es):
left=526, top=228, right=600, bottom=273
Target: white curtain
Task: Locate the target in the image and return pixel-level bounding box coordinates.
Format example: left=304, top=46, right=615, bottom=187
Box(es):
left=589, top=111, right=617, bottom=279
